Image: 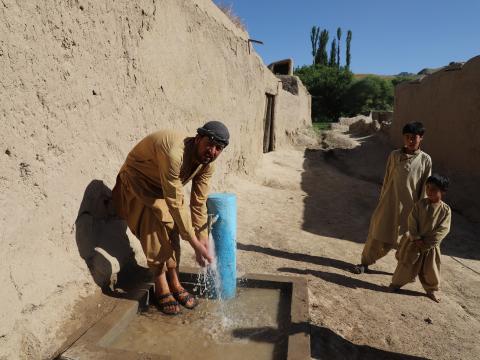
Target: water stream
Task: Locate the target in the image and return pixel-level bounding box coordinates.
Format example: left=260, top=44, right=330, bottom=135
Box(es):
left=107, top=235, right=289, bottom=359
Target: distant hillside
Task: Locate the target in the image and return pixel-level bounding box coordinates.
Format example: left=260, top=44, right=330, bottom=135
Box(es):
left=354, top=73, right=395, bottom=80
left=354, top=73, right=421, bottom=86
left=417, top=67, right=444, bottom=75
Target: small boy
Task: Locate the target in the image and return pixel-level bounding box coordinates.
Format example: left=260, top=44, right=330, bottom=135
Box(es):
left=389, top=174, right=451, bottom=302
left=352, top=122, right=432, bottom=274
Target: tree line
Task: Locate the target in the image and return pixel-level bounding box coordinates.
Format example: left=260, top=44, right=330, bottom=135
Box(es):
left=310, top=26, right=352, bottom=69
left=297, top=26, right=415, bottom=122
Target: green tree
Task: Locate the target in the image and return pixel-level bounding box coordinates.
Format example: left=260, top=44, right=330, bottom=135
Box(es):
left=315, top=29, right=329, bottom=65
left=295, top=64, right=353, bottom=121
left=343, top=76, right=393, bottom=115
left=310, top=26, right=320, bottom=65
left=336, top=27, right=342, bottom=67
left=329, top=38, right=337, bottom=67
left=346, top=30, right=352, bottom=69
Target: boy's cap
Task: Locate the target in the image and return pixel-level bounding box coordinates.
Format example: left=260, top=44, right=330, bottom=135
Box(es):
left=402, top=121, right=425, bottom=136
left=426, top=173, right=449, bottom=192
left=197, top=121, right=230, bottom=147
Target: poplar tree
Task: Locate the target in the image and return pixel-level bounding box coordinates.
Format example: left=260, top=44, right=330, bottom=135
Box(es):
left=336, top=27, right=342, bottom=67
left=346, top=30, right=352, bottom=69
left=329, top=38, right=337, bottom=67
left=315, top=29, right=329, bottom=65
left=310, top=26, right=320, bottom=65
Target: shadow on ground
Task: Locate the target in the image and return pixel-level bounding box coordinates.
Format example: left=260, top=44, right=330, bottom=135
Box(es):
left=278, top=267, right=425, bottom=298
left=301, top=137, right=386, bottom=244
left=75, top=180, right=153, bottom=299
left=237, top=242, right=391, bottom=275
left=310, top=324, right=429, bottom=360
left=232, top=322, right=428, bottom=360
left=301, top=133, right=480, bottom=260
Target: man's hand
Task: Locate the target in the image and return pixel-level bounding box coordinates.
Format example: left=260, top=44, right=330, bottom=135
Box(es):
left=189, top=236, right=213, bottom=267
left=198, top=234, right=210, bottom=255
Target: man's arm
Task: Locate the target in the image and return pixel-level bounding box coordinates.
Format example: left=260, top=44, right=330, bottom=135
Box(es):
left=156, top=149, right=196, bottom=242
left=190, top=163, right=214, bottom=241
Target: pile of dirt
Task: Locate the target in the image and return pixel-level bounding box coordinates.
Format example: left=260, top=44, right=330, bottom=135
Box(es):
left=348, top=117, right=381, bottom=137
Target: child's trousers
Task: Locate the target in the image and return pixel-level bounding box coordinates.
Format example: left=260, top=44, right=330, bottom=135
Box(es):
left=391, top=246, right=441, bottom=293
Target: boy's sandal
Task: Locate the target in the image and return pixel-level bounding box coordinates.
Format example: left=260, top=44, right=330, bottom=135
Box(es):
left=173, top=290, right=198, bottom=309
left=156, top=293, right=181, bottom=315
left=351, top=264, right=368, bottom=274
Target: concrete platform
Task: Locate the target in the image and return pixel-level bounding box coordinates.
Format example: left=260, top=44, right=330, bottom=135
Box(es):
left=59, top=267, right=310, bottom=360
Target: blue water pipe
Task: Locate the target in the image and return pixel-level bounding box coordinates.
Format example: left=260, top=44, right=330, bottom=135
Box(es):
left=207, top=192, right=237, bottom=300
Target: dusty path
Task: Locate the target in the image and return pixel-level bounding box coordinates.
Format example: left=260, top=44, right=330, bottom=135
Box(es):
left=63, top=128, right=479, bottom=360
left=220, top=129, right=480, bottom=359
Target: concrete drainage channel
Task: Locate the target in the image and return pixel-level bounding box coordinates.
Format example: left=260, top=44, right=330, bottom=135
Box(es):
left=59, top=267, right=310, bottom=360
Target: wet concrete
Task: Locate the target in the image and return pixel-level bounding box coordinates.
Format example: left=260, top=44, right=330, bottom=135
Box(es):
left=59, top=268, right=310, bottom=360
left=110, top=287, right=286, bottom=359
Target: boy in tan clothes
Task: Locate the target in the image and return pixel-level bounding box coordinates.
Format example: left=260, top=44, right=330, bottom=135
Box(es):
left=352, top=122, right=432, bottom=274
left=389, top=174, right=451, bottom=302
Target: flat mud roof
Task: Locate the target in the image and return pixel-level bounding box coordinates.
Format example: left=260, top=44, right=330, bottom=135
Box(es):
left=59, top=267, right=310, bottom=360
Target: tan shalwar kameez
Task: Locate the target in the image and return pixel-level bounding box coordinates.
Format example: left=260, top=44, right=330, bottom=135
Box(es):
left=361, top=148, right=432, bottom=265
left=391, top=198, right=451, bottom=293
left=112, top=130, right=213, bottom=273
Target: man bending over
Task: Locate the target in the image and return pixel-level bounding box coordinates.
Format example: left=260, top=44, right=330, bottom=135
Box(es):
left=112, top=121, right=229, bottom=315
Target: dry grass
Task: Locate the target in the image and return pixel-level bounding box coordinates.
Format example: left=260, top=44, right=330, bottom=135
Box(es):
left=215, top=2, right=247, bottom=32
left=354, top=73, right=395, bottom=80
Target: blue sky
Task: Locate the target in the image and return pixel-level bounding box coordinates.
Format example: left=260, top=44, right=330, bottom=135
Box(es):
left=215, top=0, right=480, bottom=75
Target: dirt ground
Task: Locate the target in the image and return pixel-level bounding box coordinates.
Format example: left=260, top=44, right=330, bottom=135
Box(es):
left=61, top=127, right=480, bottom=360
left=221, top=128, right=480, bottom=359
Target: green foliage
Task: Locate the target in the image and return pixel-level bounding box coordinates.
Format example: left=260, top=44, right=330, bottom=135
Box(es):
left=295, top=64, right=353, bottom=121
left=295, top=65, right=395, bottom=121
left=343, top=76, right=394, bottom=115
left=312, top=122, right=332, bottom=133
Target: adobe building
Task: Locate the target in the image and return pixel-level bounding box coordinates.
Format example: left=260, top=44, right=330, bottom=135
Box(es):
left=391, top=55, right=480, bottom=222
left=0, top=0, right=311, bottom=358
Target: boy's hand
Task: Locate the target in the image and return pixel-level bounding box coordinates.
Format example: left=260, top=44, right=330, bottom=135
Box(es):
left=414, top=239, right=429, bottom=252
left=413, top=239, right=423, bottom=248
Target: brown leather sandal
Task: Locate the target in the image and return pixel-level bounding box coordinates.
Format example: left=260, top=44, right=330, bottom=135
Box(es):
left=156, top=293, right=181, bottom=315
left=173, top=290, right=198, bottom=309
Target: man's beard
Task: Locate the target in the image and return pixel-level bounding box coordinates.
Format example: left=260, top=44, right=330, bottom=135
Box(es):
left=196, top=148, right=213, bottom=164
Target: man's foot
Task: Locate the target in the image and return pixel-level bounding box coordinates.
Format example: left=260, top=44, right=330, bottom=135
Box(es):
left=166, top=267, right=198, bottom=309
left=173, top=289, right=198, bottom=309
left=427, top=292, right=441, bottom=303
left=156, top=293, right=181, bottom=315
left=388, top=284, right=400, bottom=292
left=351, top=264, right=368, bottom=274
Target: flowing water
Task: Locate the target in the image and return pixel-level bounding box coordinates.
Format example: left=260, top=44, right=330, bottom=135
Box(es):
left=107, top=286, right=288, bottom=359
left=107, top=235, right=289, bottom=359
